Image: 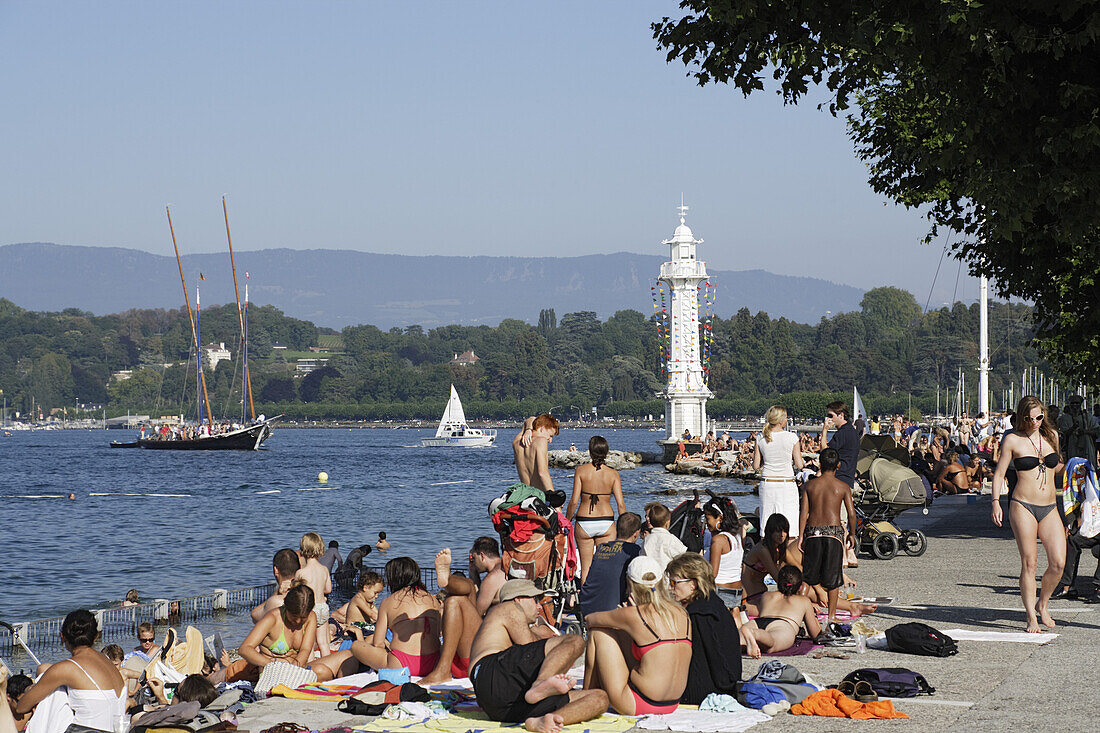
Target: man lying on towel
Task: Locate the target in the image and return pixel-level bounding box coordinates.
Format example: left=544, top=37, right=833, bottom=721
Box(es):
left=470, top=581, right=607, bottom=733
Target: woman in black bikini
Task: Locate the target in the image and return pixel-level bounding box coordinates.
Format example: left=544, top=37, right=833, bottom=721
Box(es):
left=566, top=436, right=626, bottom=583
left=992, top=395, right=1066, bottom=633
left=740, top=514, right=788, bottom=616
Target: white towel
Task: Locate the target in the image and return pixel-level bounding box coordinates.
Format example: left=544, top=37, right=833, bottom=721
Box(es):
left=25, top=686, right=74, bottom=733
left=939, top=628, right=1058, bottom=644
left=637, top=708, right=771, bottom=732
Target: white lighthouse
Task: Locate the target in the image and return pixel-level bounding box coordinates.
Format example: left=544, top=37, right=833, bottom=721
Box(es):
left=659, top=203, right=713, bottom=458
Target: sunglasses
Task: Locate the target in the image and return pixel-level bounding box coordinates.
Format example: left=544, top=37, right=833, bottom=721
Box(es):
left=1026, top=413, right=1044, bottom=422
left=139, top=637, right=156, bottom=643
left=669, top=577, right=694, bottom=585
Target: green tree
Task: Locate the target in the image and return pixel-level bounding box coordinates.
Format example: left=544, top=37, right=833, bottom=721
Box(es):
left=654, top=1, right=1100, bottom=384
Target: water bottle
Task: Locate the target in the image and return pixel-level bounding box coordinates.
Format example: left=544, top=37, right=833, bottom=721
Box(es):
left=854, top=632, right=866, bottom=654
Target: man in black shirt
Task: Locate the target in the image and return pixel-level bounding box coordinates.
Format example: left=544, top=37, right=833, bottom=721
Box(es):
left=819, top=401, right=860, bottom=565
left=577, top=512, right=642, bottom=616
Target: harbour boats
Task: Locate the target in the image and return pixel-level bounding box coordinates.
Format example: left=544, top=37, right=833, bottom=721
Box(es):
left=421, top=385, right=496, bottom=447
left=109, top=200, right=276, bottom=451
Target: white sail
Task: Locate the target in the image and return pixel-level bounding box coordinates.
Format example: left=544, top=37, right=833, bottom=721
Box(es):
left=435, top=384, right=468, bottom=437
left=853, top=386, right=868, bottom=435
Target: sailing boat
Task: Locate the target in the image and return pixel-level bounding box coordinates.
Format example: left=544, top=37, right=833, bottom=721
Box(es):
left=421, top=385, right=496, bottom=447
left=111, top=205, right=277, bottom=450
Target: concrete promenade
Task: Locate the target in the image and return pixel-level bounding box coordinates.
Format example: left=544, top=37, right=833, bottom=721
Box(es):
left=238, top=494, right=1096, bottom=731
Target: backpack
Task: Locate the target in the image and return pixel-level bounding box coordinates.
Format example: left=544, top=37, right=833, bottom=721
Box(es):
left=885, top=622, right=958, bottom=657
left=842, top=668, right=936, bottom=698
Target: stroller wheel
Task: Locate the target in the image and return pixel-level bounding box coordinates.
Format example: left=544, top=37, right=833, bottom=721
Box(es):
left=872, top=531, right=899, bottom=560
left=900, top=529, right=928, bottom=557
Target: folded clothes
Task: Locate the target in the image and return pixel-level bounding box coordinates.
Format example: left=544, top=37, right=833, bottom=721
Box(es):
left=791, top=689, right=908, bottom=719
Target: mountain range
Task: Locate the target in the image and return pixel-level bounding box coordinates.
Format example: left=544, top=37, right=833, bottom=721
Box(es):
left=0, top=242, right=864, bottom=329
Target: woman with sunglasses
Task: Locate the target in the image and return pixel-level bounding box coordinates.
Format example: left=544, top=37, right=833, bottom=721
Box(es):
left=992, top=395, right=1066, bottom=632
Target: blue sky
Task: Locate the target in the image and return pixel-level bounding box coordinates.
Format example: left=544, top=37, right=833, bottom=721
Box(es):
left=0, top=1, right=980, bottom=306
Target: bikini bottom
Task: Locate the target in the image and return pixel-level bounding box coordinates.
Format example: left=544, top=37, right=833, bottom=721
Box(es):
left=627, top=678, right=679, bottom=715
left=390, top=648, right=441, bottom=676
left=576, top=516, right=615, bottom=538
left=1011, top=498, right=1057, bottom=523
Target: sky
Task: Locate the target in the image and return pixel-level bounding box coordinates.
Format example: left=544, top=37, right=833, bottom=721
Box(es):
left=0, top=1, right=984, bottom=307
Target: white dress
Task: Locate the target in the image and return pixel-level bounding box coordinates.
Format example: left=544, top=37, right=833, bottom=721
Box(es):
left=757, top=430, right=801, bottom=538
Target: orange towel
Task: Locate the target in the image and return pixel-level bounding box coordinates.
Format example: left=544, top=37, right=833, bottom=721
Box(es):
left=791, top=689, right=909, bottom=719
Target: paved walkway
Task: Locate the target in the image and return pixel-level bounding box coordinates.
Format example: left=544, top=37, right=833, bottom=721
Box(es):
left=239, top=494, right=1096, bottom=731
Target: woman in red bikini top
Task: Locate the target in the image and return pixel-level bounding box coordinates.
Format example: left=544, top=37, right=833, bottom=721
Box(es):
left=351, top=557, right=442, bottom=676
left=582, top=556, right=692, bottom=715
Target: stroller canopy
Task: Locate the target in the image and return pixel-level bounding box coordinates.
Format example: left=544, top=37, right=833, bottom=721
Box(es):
left=863, top=458, right=927, bottom=508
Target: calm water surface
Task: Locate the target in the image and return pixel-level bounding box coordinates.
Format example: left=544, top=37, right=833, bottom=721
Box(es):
left=2, top=427, right=756, bottom=623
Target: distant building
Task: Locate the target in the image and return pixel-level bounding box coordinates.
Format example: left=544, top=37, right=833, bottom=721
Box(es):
left=111, top=370, right=133, bottom=382
left=296, top=357, right=329, bottom=375
left=451, top=350, right=480, bottom=366
left=203, top=342, right=232, bottom=370
left=309, top=346, right=330, bottom=353
left=272, top=343, right=288, bottom=351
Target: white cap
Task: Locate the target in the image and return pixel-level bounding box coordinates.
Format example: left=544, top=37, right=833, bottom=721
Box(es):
left=626, top=556, right=664, bottom=588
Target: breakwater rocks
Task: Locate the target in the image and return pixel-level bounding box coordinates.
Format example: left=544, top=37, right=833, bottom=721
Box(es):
left=665, top=458, right=761, bottom=480
left=548, top=449, right=661, bottom=470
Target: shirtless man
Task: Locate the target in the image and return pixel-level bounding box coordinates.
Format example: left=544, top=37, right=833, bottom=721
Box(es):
left=514, top=414, right=560, bottom=492
left=798, top=448, right=857, bottom=625
left=747, top=566, right=824, bottom=653
left=251, top=548, right=301, bottom=623
left=420, top=549, right=485, bottom=684
left=470, top=580, right=607, bottom=733
left=296, top=532, right=334, bottom=656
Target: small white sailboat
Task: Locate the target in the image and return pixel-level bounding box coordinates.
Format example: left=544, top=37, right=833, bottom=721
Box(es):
left=421, top=385, right=497, bottom=447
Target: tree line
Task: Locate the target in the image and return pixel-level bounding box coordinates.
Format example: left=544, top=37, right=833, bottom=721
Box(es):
left=0, top=286, right=1056, bottom=422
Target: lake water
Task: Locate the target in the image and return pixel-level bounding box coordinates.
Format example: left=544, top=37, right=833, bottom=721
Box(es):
left=2, top=427, right=756, bottom=625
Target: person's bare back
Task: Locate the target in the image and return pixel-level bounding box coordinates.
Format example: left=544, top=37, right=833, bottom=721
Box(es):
left=513, top=415, right=560, bottom=492
left=296, top=559, right=331, bottom=607
left=801, top=472, right=854, bottom=529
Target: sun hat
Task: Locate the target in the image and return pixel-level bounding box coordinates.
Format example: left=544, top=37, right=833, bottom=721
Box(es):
left=626, top=556, right=664, bottom=588
left=498, top=579, right=557, bottom=603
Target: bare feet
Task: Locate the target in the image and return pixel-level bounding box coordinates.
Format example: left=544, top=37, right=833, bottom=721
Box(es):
left=849, top=603, right=878, bottom=618
left=525, top=673, right=574, bottom=704
left=1036, top=604, right=1056, bottom=629
left=525, top=713, right=565, bottom=733
left=419, top=671, right=452, bottom=686
left=435, top=548, right=452, bottom=590
left=1025, top=617, right=1042, bottom=633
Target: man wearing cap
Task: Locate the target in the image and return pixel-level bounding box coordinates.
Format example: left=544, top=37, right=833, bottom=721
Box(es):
left=469, top=580, right=608, bottom=733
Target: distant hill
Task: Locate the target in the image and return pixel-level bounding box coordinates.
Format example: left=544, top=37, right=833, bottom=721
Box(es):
left=0, top=242, right=864, bottom=328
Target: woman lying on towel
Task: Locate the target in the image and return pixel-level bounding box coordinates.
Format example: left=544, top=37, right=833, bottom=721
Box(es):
left=745, top=566, right=824, bottom=653
left=666, top=552, right=754, bottom=705
left=351, top=557, right=443, bottom=676
left=582, top=556, right=691, bottom=715
left=221, top=583, right=357, bottom=684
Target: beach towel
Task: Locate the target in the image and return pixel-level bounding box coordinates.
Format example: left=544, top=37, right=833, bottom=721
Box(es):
left=790, top=689, right=908, bottom=719
left=636, top=707, right=770, bottom=732
left=937, top=629, right=1058, bottom=644
left=763, top=639, right=820, bottom=657
left=353, top=711, right=635, bottom=733
left=269, top=683, right=363, bottom=700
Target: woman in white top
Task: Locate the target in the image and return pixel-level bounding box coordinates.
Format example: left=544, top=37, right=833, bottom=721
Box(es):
left=17, top=609, right=127, bottom=732
left=752, top=405, right=804, bottom=538
left=704, top=498, right=745, bottom=610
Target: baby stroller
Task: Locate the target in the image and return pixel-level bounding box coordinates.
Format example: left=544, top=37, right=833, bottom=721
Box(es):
left=489, top=484, right=579, bottom=625
left=852, top=454, right=929, bottom=560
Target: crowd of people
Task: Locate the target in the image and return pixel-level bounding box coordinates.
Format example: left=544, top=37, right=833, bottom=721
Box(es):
left=7, top=397, right=1099, bottom=733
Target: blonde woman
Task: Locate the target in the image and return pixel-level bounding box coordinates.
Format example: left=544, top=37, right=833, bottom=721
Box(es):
left=992, top=395, right=1066, bottom=632
left=753, top=406, right=804, bottom=538
left=583, top=556, right=691, bottom=715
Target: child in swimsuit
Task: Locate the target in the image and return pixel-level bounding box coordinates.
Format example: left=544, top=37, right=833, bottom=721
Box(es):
left=798, top=448, right=857, bottom=625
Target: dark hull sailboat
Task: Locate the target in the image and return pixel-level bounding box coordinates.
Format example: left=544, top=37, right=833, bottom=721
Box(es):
left=111, top=419, right=278, bottom=450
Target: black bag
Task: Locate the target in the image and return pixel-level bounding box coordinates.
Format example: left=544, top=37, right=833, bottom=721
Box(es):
left=885, top=622, right=958, bottom=657
left=842, top=668, right=935, bottom=698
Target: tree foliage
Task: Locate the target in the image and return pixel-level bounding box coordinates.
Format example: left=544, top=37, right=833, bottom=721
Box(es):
left=653, top=1, right=1100, bottom=383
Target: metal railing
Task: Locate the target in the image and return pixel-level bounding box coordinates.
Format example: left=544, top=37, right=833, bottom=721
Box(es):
left=2, top=566, right=440, bottom=662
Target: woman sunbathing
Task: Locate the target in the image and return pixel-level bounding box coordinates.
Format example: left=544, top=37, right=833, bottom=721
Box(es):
left=746, top=566, right=823, bottom=653
left=741, top=514, right=789, bottom=616
left=222, top=583, right=355, bottom=684
left=352, top=557, right=443, bottom=676
left=583, top=556, right=692, bottom=715
left=15, top=610, right=126, bottom=732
